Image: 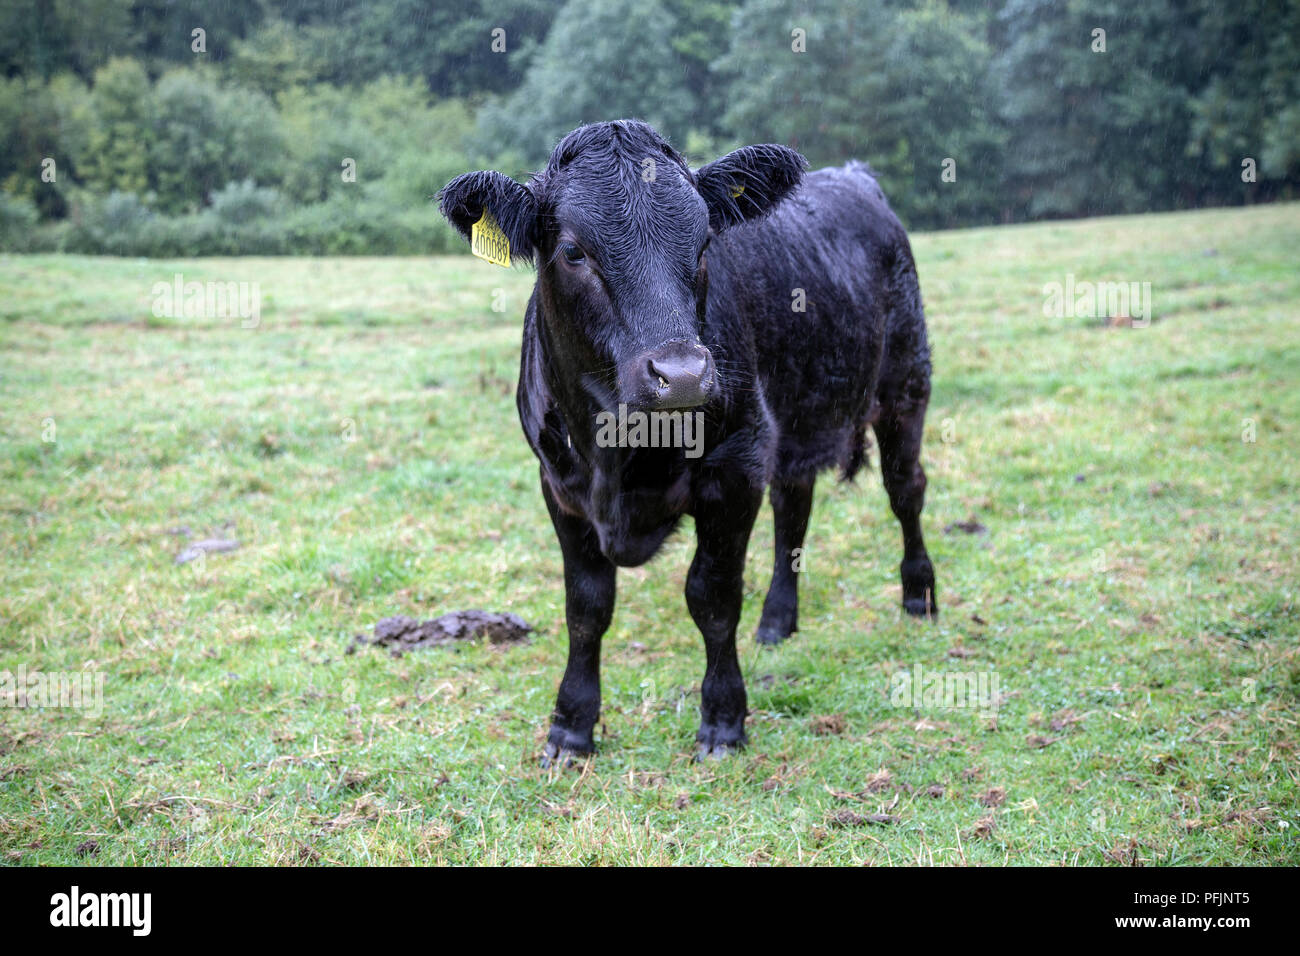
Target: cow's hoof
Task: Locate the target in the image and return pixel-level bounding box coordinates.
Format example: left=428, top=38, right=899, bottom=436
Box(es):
left=757, top=600, right=797, bottom=645
left=756, top=624, right=793, bottom=645
left=694, top=724, right=746, bottom=760
left=539, top=744, right=589, bottom=769
left=900, top=558, right=936, bottom=618
left=540, top=727, right=595, bottom=768
left=902, top=594, right=938, bottom=618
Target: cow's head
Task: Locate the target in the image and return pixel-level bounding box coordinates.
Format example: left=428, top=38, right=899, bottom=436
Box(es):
left=439, top=121, right=806, bottom=412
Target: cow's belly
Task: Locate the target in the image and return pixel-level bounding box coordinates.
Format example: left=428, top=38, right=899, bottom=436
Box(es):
left=755, top=303, right=884, bottom=479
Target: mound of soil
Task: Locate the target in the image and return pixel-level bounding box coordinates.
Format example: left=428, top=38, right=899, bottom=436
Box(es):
left=350, top=611, right=533, bottom=657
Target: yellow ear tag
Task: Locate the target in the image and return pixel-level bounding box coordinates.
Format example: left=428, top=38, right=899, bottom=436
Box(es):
left=730, top=184, right=745, bottom=198
left=471, top=209, right=511, bottom=267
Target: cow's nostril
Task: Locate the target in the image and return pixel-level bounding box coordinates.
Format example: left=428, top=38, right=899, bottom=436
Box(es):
left=649, top=359, right=691, bottom=388
left=639, top=344, right=715, bottom=409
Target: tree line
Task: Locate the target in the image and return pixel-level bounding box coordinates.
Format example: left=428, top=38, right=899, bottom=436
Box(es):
left=1, top=0, right=1296, bottom=255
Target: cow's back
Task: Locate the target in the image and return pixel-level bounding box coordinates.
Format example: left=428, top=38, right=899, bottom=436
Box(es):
left=705, top=163, right=922, bottom=480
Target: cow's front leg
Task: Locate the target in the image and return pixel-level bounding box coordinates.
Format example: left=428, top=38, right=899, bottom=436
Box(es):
left=687, top=474, right=763, bottom=759
left=541, top=480, right=615, bottom=766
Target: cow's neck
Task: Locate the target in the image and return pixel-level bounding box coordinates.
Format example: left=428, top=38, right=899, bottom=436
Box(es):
left=530, top=311, right=693, bottom=528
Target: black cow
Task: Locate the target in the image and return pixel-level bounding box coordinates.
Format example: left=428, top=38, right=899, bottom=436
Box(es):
left=438, top=120, right=936, bottom=761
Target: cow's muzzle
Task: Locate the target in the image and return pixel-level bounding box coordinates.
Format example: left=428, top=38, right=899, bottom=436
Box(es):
left=622, top=340, right=716, bottom=410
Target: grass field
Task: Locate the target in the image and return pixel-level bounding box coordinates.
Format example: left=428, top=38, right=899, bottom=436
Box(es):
left=1, top=202, right=1297, bottom=865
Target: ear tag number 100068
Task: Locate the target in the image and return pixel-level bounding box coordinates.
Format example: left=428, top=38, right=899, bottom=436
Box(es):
left=471, top=209, right=511, bottom=268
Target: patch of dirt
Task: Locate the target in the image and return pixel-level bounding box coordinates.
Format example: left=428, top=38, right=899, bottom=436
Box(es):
left=1103, top=837, right=1147, bottom=866
left=338, top=769, right=369, bottom=789
left=174, top=537, right=241, bottom=564
left=863, top=768, right=894, bottom=793
left=827, top=768, right=907, bottom=802
left=829, top=810, right=898, bottom=827
left=944, top=517, right=987, bottom=535
left=760, top=762, right=794, bottom=792
left=350, top=611, right=533, bottom=656
left=978, top=786, right=1006, bottom=808
left=811, top=713, right=846, bottom=736
left=416, top=823, right=452, bottom=852
left=1225, top=806, right=1274, bottom=829
left=1049, top=709, right=1089, bottom=733
left=317, top=795, right=383, bottom=832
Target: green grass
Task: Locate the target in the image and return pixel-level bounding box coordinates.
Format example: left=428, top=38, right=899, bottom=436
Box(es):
left=2, top=202, right=1298, bottom=865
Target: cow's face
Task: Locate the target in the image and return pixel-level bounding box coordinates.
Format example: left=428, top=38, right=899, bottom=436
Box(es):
left=439, top=121, right=805, bottom=412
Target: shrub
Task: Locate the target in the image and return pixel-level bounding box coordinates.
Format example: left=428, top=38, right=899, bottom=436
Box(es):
left=0, top=191, right=40, bottom=251
left=210, top=179, right=285, bottom=226
left=65, top=190, right=155, bottom=255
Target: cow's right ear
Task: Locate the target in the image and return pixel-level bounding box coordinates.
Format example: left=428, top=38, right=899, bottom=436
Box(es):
left=437, top=170, right=538, bottom=264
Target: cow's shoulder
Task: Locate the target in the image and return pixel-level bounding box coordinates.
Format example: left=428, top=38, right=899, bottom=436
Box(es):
left=516, top=293, right=591, bottom=514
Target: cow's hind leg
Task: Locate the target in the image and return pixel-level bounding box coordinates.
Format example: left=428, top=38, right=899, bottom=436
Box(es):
left=873, top=384, right=938, bottom=617
left=756, top=474, right=814, bottom=644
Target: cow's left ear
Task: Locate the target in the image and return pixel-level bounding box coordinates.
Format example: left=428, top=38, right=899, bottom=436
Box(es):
left=437, top=170, right=539, bottom=263
left=694, top=144, right=807, bottom=231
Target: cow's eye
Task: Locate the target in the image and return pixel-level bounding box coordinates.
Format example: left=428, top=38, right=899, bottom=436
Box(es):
left=560, top=242, right=585, bottom=266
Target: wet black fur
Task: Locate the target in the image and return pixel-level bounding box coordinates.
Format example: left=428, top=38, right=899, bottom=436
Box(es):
left=437, top=120, right=937, bottom=761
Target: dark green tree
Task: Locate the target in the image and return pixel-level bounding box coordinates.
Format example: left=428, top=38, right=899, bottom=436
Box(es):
left=0, top=0, right=136, bottom=79
left=716, top=0, right=1004, bottom=227
left=81, top=58, right=152, bottom=198
left=992, top=0, right=1205, bottom=218
left=477, top=0, right=699, bottom=166
left=148, top=69, right=285, bottom=213
left=1185, top=0, right=1300, bottom=197
left=282, top=0, right=553, bottom=97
